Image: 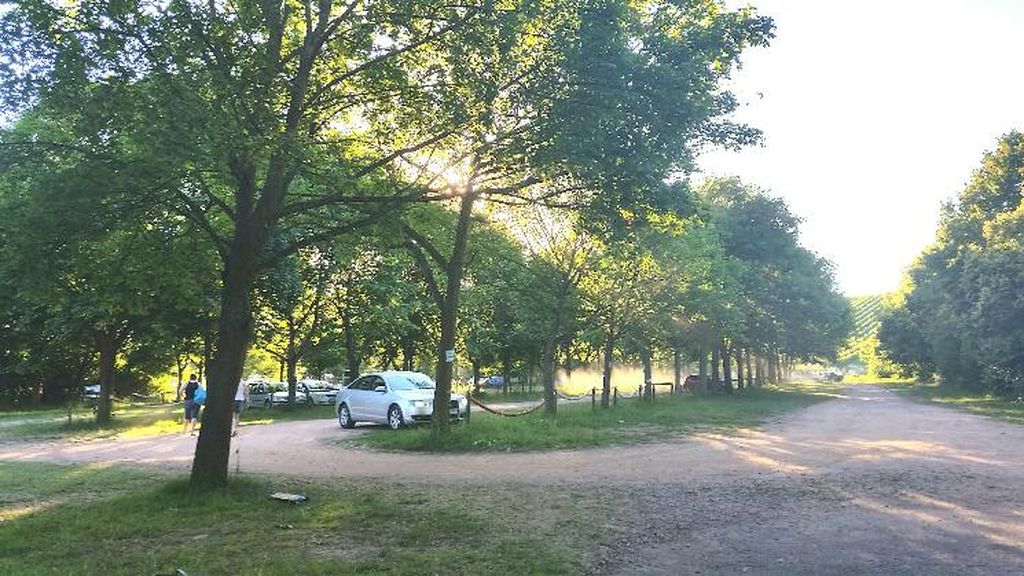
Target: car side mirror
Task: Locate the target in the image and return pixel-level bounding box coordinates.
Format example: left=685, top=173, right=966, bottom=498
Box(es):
left=374, top=386, right=386, bottom=393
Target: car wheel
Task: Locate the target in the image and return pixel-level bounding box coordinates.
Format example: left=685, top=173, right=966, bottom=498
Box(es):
left=338, top=404, right=355, bottom=429
left=387, top=404, right=404, bottom=431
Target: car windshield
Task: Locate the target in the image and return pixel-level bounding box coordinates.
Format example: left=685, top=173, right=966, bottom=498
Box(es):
left=388, top=375, right=435, bottom=391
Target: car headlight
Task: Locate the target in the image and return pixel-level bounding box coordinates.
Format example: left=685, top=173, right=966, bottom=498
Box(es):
left=411, top=400, right=429, bottom=408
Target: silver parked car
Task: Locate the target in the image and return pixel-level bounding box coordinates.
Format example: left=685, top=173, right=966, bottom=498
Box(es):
left=246, top=381, right=275, bottom=408
left=336, top=371, right=467, bottom=430
left=300, top=380, right=338, bottom=405
left=270, top=382, right=310, bottom=406
left=268, top=381, right=337, bottom=406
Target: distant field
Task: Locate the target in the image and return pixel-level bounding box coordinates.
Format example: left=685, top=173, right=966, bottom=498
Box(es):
left=849, top=294, right=885, bottom=341
left=839, top=294, right=890, bottom=369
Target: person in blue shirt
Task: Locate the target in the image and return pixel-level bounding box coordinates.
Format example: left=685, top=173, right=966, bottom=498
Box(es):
left=178, top=374, right=202, bottom=436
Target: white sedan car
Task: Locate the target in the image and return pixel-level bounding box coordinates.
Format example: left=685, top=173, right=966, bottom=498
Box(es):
left=336, top=371, right=467, bottom=430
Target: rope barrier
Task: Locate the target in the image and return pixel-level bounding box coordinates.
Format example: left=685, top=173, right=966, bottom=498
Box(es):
left=555, top=391, right=591, bottom=401
left=468, top=396, right=548, bottom=417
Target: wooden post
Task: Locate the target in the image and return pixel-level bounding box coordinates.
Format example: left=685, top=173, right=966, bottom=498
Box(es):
left=591, top=388, right=596, bottom=410
left=613, top=387, right=618, bottom=406
left=638, top=385, right=643, bottom=402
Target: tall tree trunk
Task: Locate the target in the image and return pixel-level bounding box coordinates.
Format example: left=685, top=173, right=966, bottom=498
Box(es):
left=722, top=342, right=733, bottom=393
left=286, top=352, right=299, bottom=408
left=755, top=355, right=765, bottom=387
left=286, top=325, right=299, bottom=407
left=601, top=333, right=614, bottom=408
left=342, top=311, right=362, bottom=382
left=199, top=335, right=212, bottom=382
left=673, top=347, right=682, bottom=392
left=711, top=346, right=720, bottom=389
left=191, top=249, right=257, bottom=488
left=95, top=333, right=117, bottom=425
left=768, top=351, right=778, bottom=385
left=641, top=343, right=653, bottom=399
left=749, top=348, right=757, bottom=387
left=735, top=347, right=745, bottom=390
left=542, top=337, right=558, bottom=416
left=471, top=358, right=481, bottom=395
left=501, top=354, right=512, bottom=395
left=175, top=353, right=188, bottom=402
left=698, top=347, right=708, bottom=395
left=401, top=328, right=415, bottom=371
left=433, top=190, right=476, bottom=433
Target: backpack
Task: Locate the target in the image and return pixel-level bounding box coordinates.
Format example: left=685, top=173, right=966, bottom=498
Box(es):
left=193, top=386, right=207, bottom=406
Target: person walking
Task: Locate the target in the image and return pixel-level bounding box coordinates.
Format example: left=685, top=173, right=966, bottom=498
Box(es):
left=232, top=380, right=247, bottom=437
left=179, top=374, right=201, bottom=436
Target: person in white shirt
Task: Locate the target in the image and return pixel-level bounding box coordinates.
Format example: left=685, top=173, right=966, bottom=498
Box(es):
left=232, top=380, right=247, bottom=437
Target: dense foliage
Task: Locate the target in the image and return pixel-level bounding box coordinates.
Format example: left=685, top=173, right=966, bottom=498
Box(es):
left=0, top=0, right=849, bottom=485
left=879, top=132, right=1024, bottom=395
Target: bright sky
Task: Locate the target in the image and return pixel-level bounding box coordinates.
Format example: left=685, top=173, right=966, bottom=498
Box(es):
left=698, top=0, right=1024, bottom=296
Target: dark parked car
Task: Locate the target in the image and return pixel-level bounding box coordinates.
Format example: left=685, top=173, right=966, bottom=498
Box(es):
left=479, top=375, right=506, bottom=389
left=82, top=384, right=101, bottom=405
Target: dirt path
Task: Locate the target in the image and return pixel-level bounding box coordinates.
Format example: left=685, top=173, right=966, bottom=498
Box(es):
left=3, top=385, right=1024, bottom=573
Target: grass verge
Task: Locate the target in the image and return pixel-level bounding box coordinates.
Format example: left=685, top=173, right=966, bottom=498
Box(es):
left=0, top=404, right=335, bottom=441
left=0, top=461, right=606, bottom=575
left=891, top=382, right=1024, bottom=426
left=356, top=381, right=841, bottom=453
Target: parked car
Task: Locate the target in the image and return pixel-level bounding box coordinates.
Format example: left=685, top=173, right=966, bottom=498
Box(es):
left=683, top=374, right=701, bottom=392
left=822, top=371, right=844, bottom=383
left=300, top=380, right=338, bottom=405
left=479, top=375, right=505, bottom=389
left=246, top=381, right=276, bottom=408
left=270, top=382, right=308, bottom=406
left=336, top=371, right=468, bottom=430
left=82, top=384, right=101, bottom=405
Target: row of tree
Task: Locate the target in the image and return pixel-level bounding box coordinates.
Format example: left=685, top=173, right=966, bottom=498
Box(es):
left=0, top=0, right=848, bottom=486
left=879, top=132, right=1024, bottom=396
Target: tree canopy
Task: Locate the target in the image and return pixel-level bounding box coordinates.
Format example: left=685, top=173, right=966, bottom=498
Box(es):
left=879, top=132, right=1024, bottom=394
left=0, top=0, right=858, bottom=489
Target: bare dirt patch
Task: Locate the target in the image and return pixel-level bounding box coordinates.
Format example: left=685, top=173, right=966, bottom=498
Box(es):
left=4, top=386, right=1024, bottom=574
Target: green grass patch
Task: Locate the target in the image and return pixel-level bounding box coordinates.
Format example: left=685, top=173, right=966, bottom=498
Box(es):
left=240, top=404, right=335, bottom=426
left=0, top=403, right=335, bottom=441
left=893, top=382, right=1024, bottom=425
left=0, top=461, right=606, bottom=575
left=356, top=382, right=840, bottom=453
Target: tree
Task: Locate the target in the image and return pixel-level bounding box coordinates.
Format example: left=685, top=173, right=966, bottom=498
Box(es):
left=513, top=208, right=595, bottom=415
left=2, top=0, right=772, bottom=484
left=698, top=177, right=850, bottom=376
left=255, top=250, right=333, bottom=407
left=880, top=132, right=1024, bottom=394
left=0, top=101, right=216, bottom=421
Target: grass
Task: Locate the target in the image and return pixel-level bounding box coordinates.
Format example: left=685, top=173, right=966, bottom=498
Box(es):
left=0, top=403, right=336, bottom=441
left=0, top=461, right=608, bottom=575
left=356, top=381, right=841, bottom=453
left=890, top=382, right=1024, bottom=426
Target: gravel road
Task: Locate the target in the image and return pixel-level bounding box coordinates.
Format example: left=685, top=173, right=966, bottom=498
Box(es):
left=3, top=385, right=1023, bottom=574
